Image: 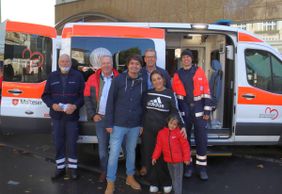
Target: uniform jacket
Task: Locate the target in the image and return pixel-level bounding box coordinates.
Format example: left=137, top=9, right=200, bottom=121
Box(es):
left=42, top=69, right=85, bottom=121
left=152, top=127, right=190, bottom=163
left=172, top=66, right=212, bottom=117
left=83, top=68, right=119, bottom=119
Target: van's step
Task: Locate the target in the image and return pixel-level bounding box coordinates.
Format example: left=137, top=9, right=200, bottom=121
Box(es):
left=190, top=148, right=233, bottom=157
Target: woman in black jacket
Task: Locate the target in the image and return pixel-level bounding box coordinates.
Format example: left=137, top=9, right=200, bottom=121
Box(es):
left=142, top=70, right=186, bottom=193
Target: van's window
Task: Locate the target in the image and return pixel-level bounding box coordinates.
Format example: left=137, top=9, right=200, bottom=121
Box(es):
left=245, top=49, right=282, bottom=94
left=71, top=37, right=155, bottom=76
left=3, top=32, right=52, bottom=83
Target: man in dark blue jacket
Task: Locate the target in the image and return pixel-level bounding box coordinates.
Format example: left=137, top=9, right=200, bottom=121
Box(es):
left=42, top=54, right=84, bottom=180
left=104, top=54, right=146, bottom=194
left=141, top=48, right=171, bottom=89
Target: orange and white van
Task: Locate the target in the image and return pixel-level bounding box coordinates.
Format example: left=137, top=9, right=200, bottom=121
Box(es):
left=0, top=21, right=281, bottom=145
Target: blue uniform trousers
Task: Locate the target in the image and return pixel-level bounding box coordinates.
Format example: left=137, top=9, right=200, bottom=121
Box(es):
left=52, top=118, right=79, bottom=169
left=178, top=99, right=208, bottom=171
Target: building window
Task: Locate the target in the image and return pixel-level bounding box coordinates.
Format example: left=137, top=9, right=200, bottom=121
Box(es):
left=237, top=23, right=247, bottom=30
left=263, top=21, right=277, bottom=31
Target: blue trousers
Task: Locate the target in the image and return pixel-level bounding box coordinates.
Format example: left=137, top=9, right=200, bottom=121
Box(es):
left=52, top=118, right=79, bottom=169
left=95, top=117, right=110, bottom=173
left=178, top=100, right=208, bottom=171
left=107, top=126, right=140, bottom=182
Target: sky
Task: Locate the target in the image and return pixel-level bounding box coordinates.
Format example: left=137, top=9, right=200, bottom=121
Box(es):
left=1, top=0, right=55, bottom=26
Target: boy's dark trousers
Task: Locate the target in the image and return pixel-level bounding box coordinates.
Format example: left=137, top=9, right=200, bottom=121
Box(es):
left=167, top=163, right=184, bottom=194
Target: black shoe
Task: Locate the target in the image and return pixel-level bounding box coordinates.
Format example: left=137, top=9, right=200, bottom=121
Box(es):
left=69, top=169, right=78, bottom=180
left=199, top=171, right=208, bottom=181
left=51, top=169, right=66, bottom=180
left=184, top=168, right=193, bottom=178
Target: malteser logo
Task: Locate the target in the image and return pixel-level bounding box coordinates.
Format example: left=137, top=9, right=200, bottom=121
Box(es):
left=11, top=99, right=43, bottom=106
left=259, top=107, right=279, bottom=120
left=12, top=99, right=19, bottom=106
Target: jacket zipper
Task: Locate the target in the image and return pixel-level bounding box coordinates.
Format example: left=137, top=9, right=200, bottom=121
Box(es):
left=168, top=130, right=174, bottom=162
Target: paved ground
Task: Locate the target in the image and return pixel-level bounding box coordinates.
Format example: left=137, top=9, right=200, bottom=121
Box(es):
left=0, top=133, right=282, bottom=194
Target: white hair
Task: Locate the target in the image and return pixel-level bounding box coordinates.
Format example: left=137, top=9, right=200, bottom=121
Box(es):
left=89, top=48, right=112, bottom=69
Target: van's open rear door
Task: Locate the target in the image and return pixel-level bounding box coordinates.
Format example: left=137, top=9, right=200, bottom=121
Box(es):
left=0, top=21, right=57, bottom=134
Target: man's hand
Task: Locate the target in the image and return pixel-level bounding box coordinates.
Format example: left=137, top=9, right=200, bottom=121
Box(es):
left=139, top=127, right=143, bottom=136
left=152, top=159, right=157, bottom=165
left=52, top=104, right=63, bottom=112
left=106, top=128, right=113, bottom=134
left=93, top=114, right=102, bottom=122
left=184, top=161, right=190, bottom=165
left=203, top=115, right=209, bottom=120
left=180, top=127, right=187, bottom=139
left=65, top=104, right=77, bottom=115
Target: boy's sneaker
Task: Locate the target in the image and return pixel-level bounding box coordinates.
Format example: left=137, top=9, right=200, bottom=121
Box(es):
left=149, top=186, right=159, bottom=192
left=163, top=186, right=172, bottom=193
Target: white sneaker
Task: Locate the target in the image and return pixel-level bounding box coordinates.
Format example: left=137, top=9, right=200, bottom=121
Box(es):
left=163, top=186, right=172, bottom=193
left=149, top=185, right=159, bottom=192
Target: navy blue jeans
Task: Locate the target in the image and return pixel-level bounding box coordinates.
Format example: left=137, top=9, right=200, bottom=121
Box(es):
left=95, top=117, right=110, bottom=173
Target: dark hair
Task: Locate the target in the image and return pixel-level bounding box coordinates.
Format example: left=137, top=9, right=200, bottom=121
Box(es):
left=126, top=54, right=143, bottom=66
left=166, top=114, right=180, bottom=127
left=150, top=70, right=166, bottom=85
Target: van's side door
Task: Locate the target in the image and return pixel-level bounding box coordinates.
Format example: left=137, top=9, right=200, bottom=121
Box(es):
left=235, top=40, right=282, bottom=144
left=0, top=21, right=57, bottom=133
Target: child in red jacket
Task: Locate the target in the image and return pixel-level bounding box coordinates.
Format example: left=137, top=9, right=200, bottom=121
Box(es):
left=152, top=115, right=191, bottom=194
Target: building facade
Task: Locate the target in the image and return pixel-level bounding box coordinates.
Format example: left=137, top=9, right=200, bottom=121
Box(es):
left=55, top=0, right=282, bottom=52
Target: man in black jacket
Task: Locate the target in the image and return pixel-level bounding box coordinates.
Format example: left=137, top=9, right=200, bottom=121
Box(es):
left=42, top=54, right=84, bottom=180
left=104, top=54, right=146, bottom=194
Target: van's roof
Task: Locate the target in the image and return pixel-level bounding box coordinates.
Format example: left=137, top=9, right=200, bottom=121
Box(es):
left=64, top=22, right=238, bottom=32
left=63, top=22, right=264, bottom=43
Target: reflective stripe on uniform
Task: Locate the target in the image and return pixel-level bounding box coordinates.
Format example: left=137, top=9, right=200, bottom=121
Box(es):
left=204, top=106, right=212, bottom=111
left=57, top=164, right=65, bottom=169
left=68, top=158, right=78, bottom=163
left=195, top=112, right=204, bottom=117
left=196, top=154, right=207, bottom=160
left=56, top=158, right=65, bottom=164
left=196, top=161, right=207, bottom=166
left=68, top=164, right=78, bottom=169
left=203, top=94, right=211, bottom=99
left=194, top=96, right=202, bottom=101
left=176, top=95, right=184, bottom=100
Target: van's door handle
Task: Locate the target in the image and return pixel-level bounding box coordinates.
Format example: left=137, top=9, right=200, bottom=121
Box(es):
left=25, top=110, right=34, bottom=115
left=242, top=93, right=256, bottom=99
left=8, top=89, right=23, bottom=95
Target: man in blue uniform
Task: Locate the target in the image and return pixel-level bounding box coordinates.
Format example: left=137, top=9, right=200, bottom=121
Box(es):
left=42, top=54, right=84, bottom=180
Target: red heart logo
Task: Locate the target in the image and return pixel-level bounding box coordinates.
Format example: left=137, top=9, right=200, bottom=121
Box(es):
left=12, top=99, right=19, bottom=106
left=265, top=107, right=279, bottom=120
left=22, top=48, right=44, bottom=67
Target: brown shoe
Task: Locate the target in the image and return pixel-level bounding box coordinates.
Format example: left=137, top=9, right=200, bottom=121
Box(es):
left=98, top=172, right=106, bottom=183
left=139, top=166, right=147, bottom=176
left=126, top=175, right=141, bottom=190
left=105, top=181, right=115, bottom=194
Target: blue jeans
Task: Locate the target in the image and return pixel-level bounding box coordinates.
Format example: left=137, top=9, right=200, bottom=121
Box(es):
left=107, top=126, right=140, bottom=182
left=95, top=117, right=110, bottom=173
